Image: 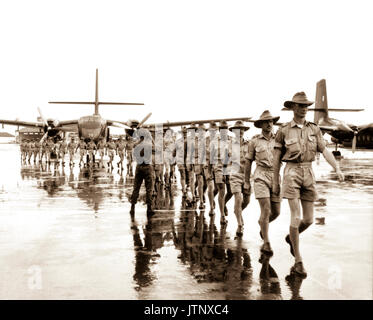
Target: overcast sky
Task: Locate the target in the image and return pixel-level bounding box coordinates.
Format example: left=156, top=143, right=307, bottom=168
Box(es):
left=0, top=0, right=372, bottom=137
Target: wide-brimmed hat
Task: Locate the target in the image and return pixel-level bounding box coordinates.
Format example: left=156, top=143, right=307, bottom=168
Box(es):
left=208, top=121, right=218, bottom=130
left=229, top=120, right=250, bottom=132
left=179, top=126, right=188, bottom=134
left=254, top=110, right=280, bottom=128
left=284, top=92, right=314, bottom=109
left=197, top=123, right=207, bottom=131
left=219, top=120, right=228, bottom=130
left=188, top=123, right=198, bottom=130
left=128, top=119, right=140, bottom=128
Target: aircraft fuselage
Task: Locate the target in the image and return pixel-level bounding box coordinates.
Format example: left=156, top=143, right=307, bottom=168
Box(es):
left=78, top=115, right=107, bottom=142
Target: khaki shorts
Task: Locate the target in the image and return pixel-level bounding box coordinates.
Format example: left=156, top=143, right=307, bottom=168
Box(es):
left=118, top=150, right=125, bottom=158
left=253, top=167, right=281, bottom=202
left=230, top=172, right=250, bottom=194
left=108, top=150, right=115, bottom=158
left=282, top=162, right=317, bottom=202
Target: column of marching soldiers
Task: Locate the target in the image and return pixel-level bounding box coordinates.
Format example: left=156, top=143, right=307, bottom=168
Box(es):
left=18, top=135, right=135, bottom=173
left=18, top=120, right=260, bottom=238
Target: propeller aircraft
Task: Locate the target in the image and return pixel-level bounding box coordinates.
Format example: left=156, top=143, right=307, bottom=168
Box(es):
left=0, top=69, right=148, bottom=143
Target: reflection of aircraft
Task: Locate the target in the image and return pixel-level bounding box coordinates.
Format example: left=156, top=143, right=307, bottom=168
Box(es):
left=0, top=69, right=147, bottom=143
left=312, top=79, right=373, bottom=152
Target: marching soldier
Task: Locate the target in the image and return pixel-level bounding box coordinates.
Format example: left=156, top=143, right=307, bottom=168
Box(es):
left=20, top=139, right=27, bottom=163
left=33, top=139, right=41, bottom=164
left=174, top=126, right=189, bottom=198
left=245, top=110, right=281, bottom=256
left=86, top=138, right=97, bottom=166
left=208, top=120, right=231, bottom=224
left=76, top=138, right=87, bottom=167
left=116, top=136, right=126, bottom=171
left=59, top=137, right=68, bottom=166
left=227, top=120, right=251, bottom=237
left=106, top=137, right=117, bottom=169
left=27, top=140, right=34, bottom=163
left=163, top=128, right=175, bottom=188
left=96, top=138, right=106, bottom=168
left=67, top=137, right=78, bottom=166
left=129, top=128, right=155, bottom=216
left=45, top=137, right=55, bottom=165
left=125, top=132, right=135, bottom=176
left=273, top=91, right=344, bottom=277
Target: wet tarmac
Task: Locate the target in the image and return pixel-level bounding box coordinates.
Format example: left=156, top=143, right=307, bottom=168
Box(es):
left=0, top=144, right=372, bottom=300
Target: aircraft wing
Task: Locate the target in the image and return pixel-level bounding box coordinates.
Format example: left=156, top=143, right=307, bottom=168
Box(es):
left=319, top=125, right=338, bottom=134
left=57, top=120, right=79, bottom=127
left=358, top=123, right=373, bottom=133
left=0, top=119, right=44, bottom=128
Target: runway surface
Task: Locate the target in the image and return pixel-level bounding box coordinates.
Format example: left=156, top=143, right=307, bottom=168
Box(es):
left=0, top=144, right=372, bottom=299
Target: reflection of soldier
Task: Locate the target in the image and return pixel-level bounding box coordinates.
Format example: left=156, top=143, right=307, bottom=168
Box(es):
left=131, top=220, right=159, bottom=290
left=273, top=92, right=344, bottom=278
left=245, top=110, right=281, bottom=256
left=258, top=254, right=282, bottom=300
left=223, top=241, right=252, bottom=299
left=285, top=273, right=304, bottom=300
left=129, top=128, right=155, bottom=216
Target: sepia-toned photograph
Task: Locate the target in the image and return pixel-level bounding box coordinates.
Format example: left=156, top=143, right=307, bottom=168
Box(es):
left=0, top=0, right=372, bottom=304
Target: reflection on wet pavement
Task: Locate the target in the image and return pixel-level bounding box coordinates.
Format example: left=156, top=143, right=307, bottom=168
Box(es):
left=0, top=145, right=372, bottom=299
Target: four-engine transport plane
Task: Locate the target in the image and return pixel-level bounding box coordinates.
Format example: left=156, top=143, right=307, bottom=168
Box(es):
left=313, top=79, right=373, bottom=153
left=0, top=69, right=148, bottom=143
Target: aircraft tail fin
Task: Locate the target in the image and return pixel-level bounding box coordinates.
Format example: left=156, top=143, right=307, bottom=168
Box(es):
left=314, top=79, right=328, bottom=124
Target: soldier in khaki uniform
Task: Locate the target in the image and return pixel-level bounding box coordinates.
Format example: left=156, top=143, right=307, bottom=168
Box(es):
left=175, top=127, right=189, bottom=198
left=116, top=136, right=126, bottom=171
left=106, top=137, right=117, bottom=169
left=245, top=110, right=281, bottom=256
left=228, top=120, right=251, bottom=237
left=33, top=140, right=41, bottom=164
left=96, top=139, right=106, bottom=168
left=86, top=138, right=97, bottom=166
left=59, top=137, right=68, bottom=166
left=67, top=137, right=78, bottom=166
left=273, top=92, right=344, bottom=278
left=76, top=139, right=87, bottom=167
left=125, top=132, right=135, bottom=176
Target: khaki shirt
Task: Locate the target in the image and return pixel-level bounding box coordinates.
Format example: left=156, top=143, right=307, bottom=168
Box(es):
left=175, top=137, right=187, bottom=165
left=274, top=120, right=326, bottom=163
left=86, top=141, right=96, bottom=151
left=96, top=141, right=106, bottom=150
left=230, top=137, right=249, bottom=174
left=246, top=133, right=275, bottom=168
left=68, top=142, right=78, bottom=151
left=107, top=141, right=116, bottom=150
left=116, top=140, right=126, bottom=151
